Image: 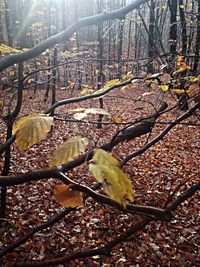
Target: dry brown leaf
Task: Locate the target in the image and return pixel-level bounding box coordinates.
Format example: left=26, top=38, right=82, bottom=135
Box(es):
left=54, top=184, right=83, bottom=208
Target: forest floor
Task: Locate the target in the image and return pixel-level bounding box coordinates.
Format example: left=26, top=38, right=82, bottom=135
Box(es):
left=0, top=84, right=199, bottom=266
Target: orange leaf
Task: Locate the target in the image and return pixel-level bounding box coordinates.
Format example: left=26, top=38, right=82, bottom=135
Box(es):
left=54, top=184, right=83, bottom=208
left=177, top=55, right=184, bottom=63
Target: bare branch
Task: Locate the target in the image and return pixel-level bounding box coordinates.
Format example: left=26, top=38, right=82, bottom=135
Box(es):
left=120, top=102, right=200, bottom=166
left=166, top=181, right=200, bottom=212
left=12, top=217, right=151, bottom=267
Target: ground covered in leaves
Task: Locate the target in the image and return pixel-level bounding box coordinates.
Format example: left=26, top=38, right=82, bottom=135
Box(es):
left=0, top=84, right=199, bottom=266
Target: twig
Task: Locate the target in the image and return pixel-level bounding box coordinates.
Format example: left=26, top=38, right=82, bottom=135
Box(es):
left=120, top=102, right=200, bottom=166
left=12, top=217, right=151, bottom=267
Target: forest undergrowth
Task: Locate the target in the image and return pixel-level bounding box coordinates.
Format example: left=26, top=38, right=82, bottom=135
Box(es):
left=0, top=84, right=199, bottom=266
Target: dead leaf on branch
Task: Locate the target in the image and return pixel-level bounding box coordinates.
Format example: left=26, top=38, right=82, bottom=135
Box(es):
left=13, top=114, right=53, bottom=150
left=49, top=136, right=89, bottom=167
left=54, top=184, right=83, bottom=208
left=67, top=107, right=110, bottom=121
left=89, top=149, right=134, bottom=207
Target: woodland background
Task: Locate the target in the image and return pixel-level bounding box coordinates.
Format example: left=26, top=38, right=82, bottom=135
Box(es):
left=0, top=0, right=199, bottom=266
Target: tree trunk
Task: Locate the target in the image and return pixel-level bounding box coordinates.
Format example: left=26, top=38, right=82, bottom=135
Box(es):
left=179, top=0, right=187, bottom=56
left=147, top=0, right=155, bottom=73
left=44, top=0, right=52, bottom=101
left=168, top=0, right=177, bottom=66
left=193, top=0, right=200, bottom=73
left=4, top=0, right=12, bottom=46
left=97, top=0, right=104, bottom=129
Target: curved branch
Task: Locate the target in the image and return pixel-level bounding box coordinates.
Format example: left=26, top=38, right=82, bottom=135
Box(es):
left=166, top=181, right=200, bottom=212
left=0, top=135, right=16, bottom=154
left=0, top=0, right=148, bottom=72
left=120, top=102, right=200, bottom=166
left=12, top=217, right=151, bottom=267
left=0, top=169, right=171, bottom=219
left=58, top=172, right=171, bottom=220
left=0, top=183, right=101, bottom=257
left=0, top=208, right=74, bottom=257
left=0, top=74, right=145, bottom=155
left=44, top=75, right=145, bottom=114
left=0, top=101, right=167, bottom=173
left=7, top=181, right=199, bottom=266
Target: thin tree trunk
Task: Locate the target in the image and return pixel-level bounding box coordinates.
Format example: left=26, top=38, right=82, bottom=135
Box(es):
left=147, top=0, right=155, bottom=73
left=97, top=0, right=104, bottom=129
left=50, top=48, right=57, bottom=116
left=117, top=19, right=124, bottom=79
left=168, top=0, right=178, bottom=66
left=193, top=0, right=200, bottom=72
left=179, top=0, right=187, bottom=56
left=4, top=0, right=12, bottom=46
left=0, top=63, right=24, bottom=218
left=44, top=0, right=52, bottom=101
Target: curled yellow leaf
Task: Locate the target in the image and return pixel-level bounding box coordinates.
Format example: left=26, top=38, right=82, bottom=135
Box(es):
left=67, top=108, right=110, bottom=121
left=89, top=149, right=134, bottom=207
left=49, top=136, right=89, bottom=167
left=13, top=114, right=53, bottom=150
left=160, top=85, right=169, bottom=92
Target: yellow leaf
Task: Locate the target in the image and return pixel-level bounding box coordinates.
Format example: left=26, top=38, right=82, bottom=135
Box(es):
left=171, top=89, right=185, bottom=94
left=0, top=100, right=3, bottom=112
left=89, top=164, right=105, bottom=183
left=171, top=87, right=197, bottom=96
left=13, top=114, right=53, bottom=150
left=93, top=149, right=119, bottom=167
left=94, top=69, right=99, bottom=75
left=103, top=79, right=120, bottom=89
left=54, top=184, right=83, bottom=208
left=179, top=4, right=185, bottom=9
left=22, top=48, right=30, bottom=52
left=94, top=79, right=120, bottom=95
left=81, top=89, right=94, bottom=95
left=49, top=136, right=89, bottom=167
left=160, top=85, right=169, bottom=91
left=113, top=116, right=121, bottom=123
left=0, top=44, right=21, bottom=54
left=89, top=149, right=134, bottom=207
left=173, top=65, right=190, bottom=75
left=190, top=77, right=200, bottom=83
left=177, top=55, right=184, bottom=63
